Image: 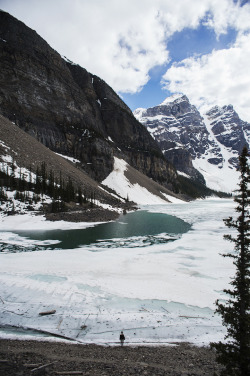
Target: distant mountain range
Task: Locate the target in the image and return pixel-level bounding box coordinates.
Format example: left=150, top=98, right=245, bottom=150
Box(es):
left=134, top=94, right=250, bottom=193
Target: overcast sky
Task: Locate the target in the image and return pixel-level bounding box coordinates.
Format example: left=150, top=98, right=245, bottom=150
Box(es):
left=1, top=0, right=250, bottom=121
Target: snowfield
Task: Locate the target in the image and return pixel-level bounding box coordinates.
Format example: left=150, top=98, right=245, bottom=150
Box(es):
left=192, top=114, right=240, bottom=193
left=102, top=157, right=183, bottom=205
left=0, top=199, right=236, bottom=346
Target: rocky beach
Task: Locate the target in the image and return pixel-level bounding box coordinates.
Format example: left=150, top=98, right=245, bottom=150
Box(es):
left=0, top=339, right=223, bottom=376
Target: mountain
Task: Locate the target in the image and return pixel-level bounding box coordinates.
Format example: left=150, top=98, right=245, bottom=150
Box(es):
left=0, top=113, right=126, bottom=220
left=134, top=94, right=250, bottom=193
left=0, top=10, right=177, bottom=197
left=0, top=113, right=185, bottom=223
left=0, top=10, right=192, bottom=212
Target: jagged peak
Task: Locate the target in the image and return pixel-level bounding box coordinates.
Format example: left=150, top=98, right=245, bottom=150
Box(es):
left=134, top=107, right=146, bottom=114
left=133, top=107, right=146, bottom=119
left=205, top=105, right=221, bottom=116
left=222, top=104, right=235, bottom=113
left=206, top=104, right=235, bottom=119
left=160, top=93, right=187, bottom=106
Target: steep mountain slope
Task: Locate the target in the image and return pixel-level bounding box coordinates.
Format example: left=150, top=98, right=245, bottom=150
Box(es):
left=0, top=10, right=177, bottom=192
left=205, top=105, right=250, bottom=162
left=0, top=114, right=183, bottom=212
left=134, top=95, right=250, bottom=193
left=0, top=114, right=122, bottom=212
left=102, top=157, right=183, bottom=205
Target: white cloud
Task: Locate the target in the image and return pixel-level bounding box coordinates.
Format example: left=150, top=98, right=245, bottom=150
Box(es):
left=1, top=0, right=250, bottom=115
left=162, top=32, right=250, bottom=122
left=0, top=0, right=171, bottom=93
left=202, top=0, right=250, bottom=36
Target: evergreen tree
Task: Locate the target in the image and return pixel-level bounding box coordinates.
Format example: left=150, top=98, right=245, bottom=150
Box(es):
left=10, top=157, right=16, bottom=189
left=48, top=169, right=55, bottom=198
left=0, top=185, right=7, bottom=201
left=90, top=190, right=95, bottom=208
left=33, top=193, right=40, bottom=204
left=41, top=161, right=47, bottom=195
left=54, top=177, right=59, bottom=200
left=64, top=177, right=75, bottom=202
left=28, top=165, right=32, bottom=191
left=35, top=166, right=42, bottom=193
left=211, top=146, right=250, bottom=376
left=59, top=171, right=64, bottom=200
left=77, top=186, right=83, bottom=205
left=83, top=189, right=87, bottom=204
left=18, top=168, right=26, bottom=191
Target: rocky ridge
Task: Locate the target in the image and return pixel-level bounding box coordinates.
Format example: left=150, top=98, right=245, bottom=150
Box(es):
left=205, top=104, right=250, bottom=166
left=134, top=94, right=208, bottom=185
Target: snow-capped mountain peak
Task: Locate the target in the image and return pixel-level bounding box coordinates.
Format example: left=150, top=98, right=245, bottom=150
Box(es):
left=160, top=93, right=186, bottom=106
left=133, top=107, right=147, bottom=121
left=134, top=96, right=250, bottom=193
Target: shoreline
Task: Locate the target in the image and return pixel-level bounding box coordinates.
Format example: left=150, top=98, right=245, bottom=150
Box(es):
left=0, top=338, right=223, bottom=375
left=44, top=206, right=121, bottom=223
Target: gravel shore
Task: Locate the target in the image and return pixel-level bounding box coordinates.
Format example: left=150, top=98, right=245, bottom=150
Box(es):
left=44, top=207, right=120, bottom=222
left=0, top=339, right=223, bottom=375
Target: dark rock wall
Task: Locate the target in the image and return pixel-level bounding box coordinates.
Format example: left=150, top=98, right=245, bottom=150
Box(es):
left=0, top=10, right=176, bottom=187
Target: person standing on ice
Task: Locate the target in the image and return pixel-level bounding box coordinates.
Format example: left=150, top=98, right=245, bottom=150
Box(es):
left=119, top=331, right=125, bottom=346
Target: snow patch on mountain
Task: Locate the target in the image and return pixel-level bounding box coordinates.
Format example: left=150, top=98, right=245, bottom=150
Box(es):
left=193, top=156, right=238, bottom=193
left=55, top=152, right=81, bottom=164
left=192, top=114, right=239, bottom=192
left=133, top=107, right=146, bottom=121
left=102, top=157, right=182, bottom=205
left=160, top=93, right=184, bottom=105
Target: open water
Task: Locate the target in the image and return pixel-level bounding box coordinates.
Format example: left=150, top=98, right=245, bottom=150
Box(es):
left=1, top=210, right=191, bottom=252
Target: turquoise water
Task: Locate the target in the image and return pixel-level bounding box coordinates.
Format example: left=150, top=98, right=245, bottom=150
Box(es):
left=2, top=210, right=191, bottom=252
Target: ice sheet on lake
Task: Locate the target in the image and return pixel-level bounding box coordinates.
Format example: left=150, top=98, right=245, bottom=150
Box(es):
left=0, top=199, right=235, bottom=346
left=0, top=213, right=102, bottom=231
left=0, top=231, right=61, bottom=253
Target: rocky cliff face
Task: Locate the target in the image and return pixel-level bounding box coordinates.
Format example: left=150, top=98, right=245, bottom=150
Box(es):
left=0, top=10, right=177, bottom=190
left=205, top=105, right=250, bottom=167
left=134, top=94, right=209, bottom=184
left=134, top=95, right=250, bottom=193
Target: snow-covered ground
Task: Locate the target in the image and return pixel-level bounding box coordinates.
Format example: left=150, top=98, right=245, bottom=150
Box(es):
left=0, top=199, right=236, bottom=346
left=102, top=157, right=183, bottom=205
left=193, top=114, right=239, bottom=193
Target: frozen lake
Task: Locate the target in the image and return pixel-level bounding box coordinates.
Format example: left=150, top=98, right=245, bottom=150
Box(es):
left=0, top=210, right=191, bottom=252
left=0, top=199, right=235, bottom=346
